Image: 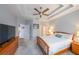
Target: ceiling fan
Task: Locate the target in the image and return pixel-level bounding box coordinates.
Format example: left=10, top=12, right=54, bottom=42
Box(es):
left=33, top=7, right=49, bottom=18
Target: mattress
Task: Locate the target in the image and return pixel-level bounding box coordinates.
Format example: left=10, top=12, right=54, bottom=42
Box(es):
left=41, top=35, right=72, bottom=55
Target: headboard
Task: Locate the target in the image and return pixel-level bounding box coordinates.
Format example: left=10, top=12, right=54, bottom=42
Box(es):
left=54, top=31, right=72, bottom=34
left=53, top=31, right=73, bottom=40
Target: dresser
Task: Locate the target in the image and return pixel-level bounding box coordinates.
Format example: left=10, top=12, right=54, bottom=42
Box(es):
left=0, top=37, right=18, bottom=55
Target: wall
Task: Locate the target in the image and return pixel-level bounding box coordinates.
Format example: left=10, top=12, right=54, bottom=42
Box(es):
left=0, top=5, right=30, bottom=37
left=39, top=22, right=49, bottom=36
left=0, top=5, right=17, bottom=26
left=0, top=5, right=18, bottom=37
left=50, top=10, right=79, bottom=34
left=0, top=5, right=36, bottom=40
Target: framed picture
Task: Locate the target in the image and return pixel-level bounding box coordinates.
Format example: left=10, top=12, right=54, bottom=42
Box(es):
left=33, top=24, right=39, bottom=29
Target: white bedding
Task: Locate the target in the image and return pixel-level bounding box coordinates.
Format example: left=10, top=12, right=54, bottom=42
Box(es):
left=41, top=35, right=72, bottom=55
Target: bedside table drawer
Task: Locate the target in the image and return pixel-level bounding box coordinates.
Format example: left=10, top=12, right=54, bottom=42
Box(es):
left=72, top=43, right=79, bottom=54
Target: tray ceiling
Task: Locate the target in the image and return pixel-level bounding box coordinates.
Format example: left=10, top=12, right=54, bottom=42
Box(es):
left=2, top=4, right=79, bottom=22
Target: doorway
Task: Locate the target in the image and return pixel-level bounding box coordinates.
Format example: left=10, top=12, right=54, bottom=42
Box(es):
left=19, top=24, right=30, bottom=39
left=18, top=24, right=30, bottom=46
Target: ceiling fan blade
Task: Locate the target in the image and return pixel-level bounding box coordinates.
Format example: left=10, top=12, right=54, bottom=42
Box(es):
left=34, top=8, right=40, bottom=13
left=33, top=13, right=39, bottom=15
left=43, top=14, right=49, bottom=16
left=42, top=8, right=49, bottom=13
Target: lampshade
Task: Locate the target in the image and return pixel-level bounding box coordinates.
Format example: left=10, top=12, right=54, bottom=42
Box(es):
left=48, top=26, right=54, bottom=35
left=76, top=31, right=79, bottom=37
left=74, top=30, right=79, bottom=42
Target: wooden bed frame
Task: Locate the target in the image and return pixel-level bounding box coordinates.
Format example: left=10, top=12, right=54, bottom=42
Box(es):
left=37, top=31, right=72, bottom=55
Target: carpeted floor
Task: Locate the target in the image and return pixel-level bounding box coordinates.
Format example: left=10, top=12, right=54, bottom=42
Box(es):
left=15, top=39, right=74, bottom=55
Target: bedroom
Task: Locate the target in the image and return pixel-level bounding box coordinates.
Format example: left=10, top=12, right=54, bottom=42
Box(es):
left=0, top=4, right=79, bottom=55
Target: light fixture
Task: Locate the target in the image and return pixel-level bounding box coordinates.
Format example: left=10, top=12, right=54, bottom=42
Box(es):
left=33, top=7, right=49, bottom=18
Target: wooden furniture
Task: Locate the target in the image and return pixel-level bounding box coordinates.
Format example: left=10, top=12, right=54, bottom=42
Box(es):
left=37, top=31, right=71, bottom=55
left=0, top=37, right=18, bottom=55
left=71, top=40, right=79, bottom=55
left=37, top=36, right=49, bottom=55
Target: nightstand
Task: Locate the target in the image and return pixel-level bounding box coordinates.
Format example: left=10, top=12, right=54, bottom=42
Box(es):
left=71, top=41, right=79, bottom=55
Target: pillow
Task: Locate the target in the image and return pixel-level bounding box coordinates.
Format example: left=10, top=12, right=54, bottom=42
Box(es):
left=55, top=33, right=72, bottom=39
left=55, top=34, right=62, bottom=38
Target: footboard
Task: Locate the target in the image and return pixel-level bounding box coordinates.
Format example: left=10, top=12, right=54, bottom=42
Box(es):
left=37, top=36, right=49, bottom=55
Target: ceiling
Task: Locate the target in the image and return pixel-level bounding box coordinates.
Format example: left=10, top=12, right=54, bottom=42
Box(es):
left=3, top=4, right=79, bottom=22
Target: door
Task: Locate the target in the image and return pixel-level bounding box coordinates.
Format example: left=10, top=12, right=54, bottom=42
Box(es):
left=19, top=24, right=30, bottom=40
left=23, top=25, right=30, bottom=40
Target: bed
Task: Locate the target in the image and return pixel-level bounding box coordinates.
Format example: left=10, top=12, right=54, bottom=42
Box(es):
left=37, top=31, right=73, bottom=55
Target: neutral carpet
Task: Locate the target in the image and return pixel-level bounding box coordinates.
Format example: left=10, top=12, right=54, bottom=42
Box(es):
left=15, top=39, right=74, bottom=55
